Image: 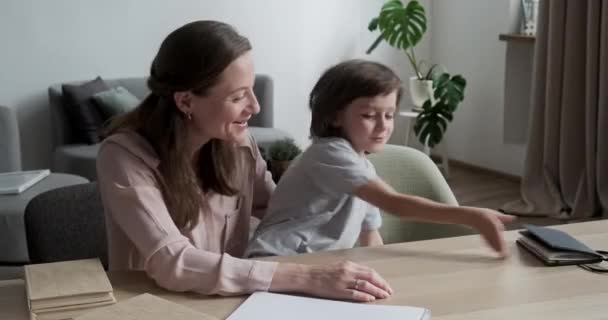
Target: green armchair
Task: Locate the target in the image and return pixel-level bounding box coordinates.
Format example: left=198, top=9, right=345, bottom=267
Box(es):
left=368, top=144, right=473, bottom=244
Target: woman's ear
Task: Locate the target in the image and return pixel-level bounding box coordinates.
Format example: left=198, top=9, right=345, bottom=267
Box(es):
left=173, top=91, right=192, bottom=115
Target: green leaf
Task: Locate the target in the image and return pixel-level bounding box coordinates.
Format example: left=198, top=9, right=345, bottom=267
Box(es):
left=432, top=73, right=465, bottom=102
left=375, top=0, right=427, bottom=52
left=413, top=72, right=466, bottom=148
left=368, top=17, right=379, bottom=31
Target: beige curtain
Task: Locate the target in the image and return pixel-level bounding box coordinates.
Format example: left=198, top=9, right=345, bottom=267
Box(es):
left=502, top=0, right=608, bottom=219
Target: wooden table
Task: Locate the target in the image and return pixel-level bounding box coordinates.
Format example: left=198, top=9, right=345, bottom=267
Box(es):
left=2, top=221, right=607, bottom=319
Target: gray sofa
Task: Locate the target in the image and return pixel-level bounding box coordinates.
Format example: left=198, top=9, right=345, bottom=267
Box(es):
left=1, top=104, right=92, bottom=268
left=49, top=75, right=291, bottom=180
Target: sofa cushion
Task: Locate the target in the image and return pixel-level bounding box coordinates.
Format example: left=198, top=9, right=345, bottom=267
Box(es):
left=93, top=86, right=140, bottom=120
left=61, top=77, right=109, bottom=144
left=53, top=144, right=100, bottom=181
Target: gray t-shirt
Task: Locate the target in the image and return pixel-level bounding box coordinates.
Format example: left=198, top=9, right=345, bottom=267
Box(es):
left=245, top=137, right=382, bottom=257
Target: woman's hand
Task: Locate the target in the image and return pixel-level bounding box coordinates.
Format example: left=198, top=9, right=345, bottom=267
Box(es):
left=463, top=207, right=516, bottom=257
left=270, top=261, right=393, bottom=302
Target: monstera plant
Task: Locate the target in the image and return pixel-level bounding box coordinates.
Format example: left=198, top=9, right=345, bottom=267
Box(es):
left=367, top=0, right=466, bottom=148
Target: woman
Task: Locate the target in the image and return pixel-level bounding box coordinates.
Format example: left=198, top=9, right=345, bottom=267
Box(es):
left=97, top=20, right=392, bottom=302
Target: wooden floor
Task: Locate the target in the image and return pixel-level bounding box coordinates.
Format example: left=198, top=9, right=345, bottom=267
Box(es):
left=443, top=162, right=590, bottom=230
left=446, top=163, right=521, bottom=211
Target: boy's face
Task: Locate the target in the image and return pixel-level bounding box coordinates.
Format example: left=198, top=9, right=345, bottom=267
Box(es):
left=334, top=90, right=397, bottom=154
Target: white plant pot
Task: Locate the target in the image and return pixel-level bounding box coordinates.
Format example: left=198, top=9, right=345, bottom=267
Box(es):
left=409, top=77, right=434, bottom=109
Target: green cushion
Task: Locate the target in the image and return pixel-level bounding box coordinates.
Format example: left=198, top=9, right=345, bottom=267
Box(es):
left=368, top=144, right=472, bottom=244
left=92, top=86, right=140, bottom=119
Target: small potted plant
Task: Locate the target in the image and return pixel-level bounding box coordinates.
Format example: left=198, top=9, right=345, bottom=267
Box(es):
left=268, top=138, right=302, bottom=181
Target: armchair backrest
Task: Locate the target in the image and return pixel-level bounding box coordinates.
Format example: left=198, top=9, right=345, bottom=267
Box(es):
left=24, top=182, right=108, bottom=269
left=368, top=144, right=472, bottom=243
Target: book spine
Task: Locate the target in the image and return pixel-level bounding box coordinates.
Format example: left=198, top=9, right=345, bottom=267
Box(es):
left=24, top=266, right=33, bottom=311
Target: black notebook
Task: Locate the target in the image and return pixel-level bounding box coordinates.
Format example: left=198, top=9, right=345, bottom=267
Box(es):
left=516, top=224, right=604, bottom=266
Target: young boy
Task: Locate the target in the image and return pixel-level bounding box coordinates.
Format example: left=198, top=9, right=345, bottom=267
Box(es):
left=246, top=59, right=514, bottom=258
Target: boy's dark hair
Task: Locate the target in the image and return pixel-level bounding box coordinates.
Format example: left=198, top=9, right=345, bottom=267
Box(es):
left=309, top=59, right=402, bottom=139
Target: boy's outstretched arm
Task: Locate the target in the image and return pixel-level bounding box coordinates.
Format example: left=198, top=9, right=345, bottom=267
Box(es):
left=354, top=179, right=516, bottom=257
left=359, top=229, right=384, bottom=247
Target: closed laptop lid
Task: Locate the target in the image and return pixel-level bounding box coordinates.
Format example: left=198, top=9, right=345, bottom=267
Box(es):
left=523, top=224, right=601, bottom=257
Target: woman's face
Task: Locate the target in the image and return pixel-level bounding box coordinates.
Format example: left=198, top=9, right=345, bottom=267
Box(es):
left=175, top=51, right=260, bottom=146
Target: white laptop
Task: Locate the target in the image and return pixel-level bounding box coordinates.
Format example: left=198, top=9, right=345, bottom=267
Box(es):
left=0, top=169, right=50, bottom=195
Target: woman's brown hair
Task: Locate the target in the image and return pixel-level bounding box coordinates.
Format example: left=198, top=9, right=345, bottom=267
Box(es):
left=105, top=21, right=251, bottom=230
left=309, top=59, right=402, bottom=139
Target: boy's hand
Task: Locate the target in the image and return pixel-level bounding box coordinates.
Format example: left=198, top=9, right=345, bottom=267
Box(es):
left=358, top=229, right=384, bottom=247
left=466, top=208, right=517, bottom=257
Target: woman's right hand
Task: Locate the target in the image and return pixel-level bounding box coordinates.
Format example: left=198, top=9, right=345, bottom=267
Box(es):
left=270, top=261, right=393, bottom=302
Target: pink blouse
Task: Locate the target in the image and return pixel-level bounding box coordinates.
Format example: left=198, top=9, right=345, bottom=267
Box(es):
left=96, top=130, right=277, bottom=295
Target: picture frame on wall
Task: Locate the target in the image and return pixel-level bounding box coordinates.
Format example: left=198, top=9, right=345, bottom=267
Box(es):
left=521, top=0, right=540, bottom=36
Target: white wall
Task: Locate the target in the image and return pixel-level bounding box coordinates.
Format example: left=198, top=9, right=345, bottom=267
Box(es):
left=1, top=0, right=430, bottom=169
left=503, top=41, right=534, bottom=145
left=430, top=0, right=528, bottom=176
left=1, top=0, right=527, bottom=176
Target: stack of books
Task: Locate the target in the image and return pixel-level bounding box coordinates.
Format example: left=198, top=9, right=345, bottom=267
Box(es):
left=24, top=259, right=116, bottom=320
